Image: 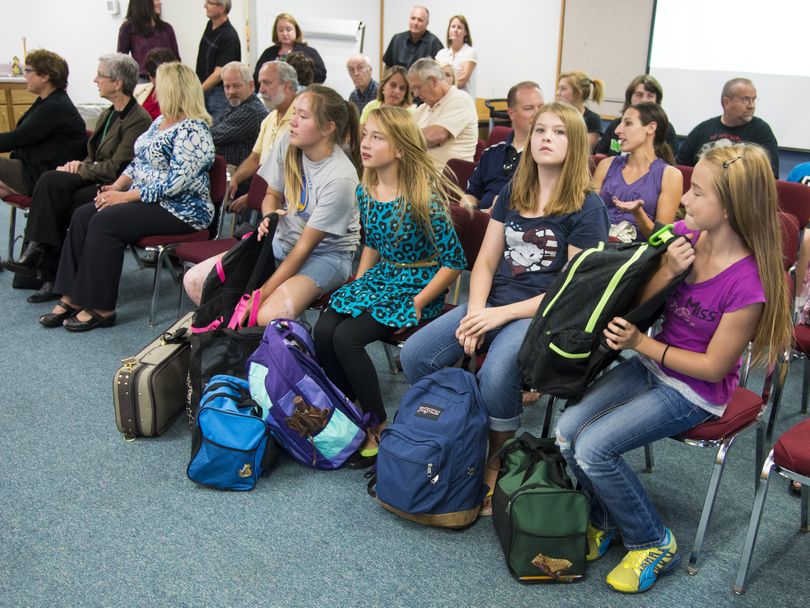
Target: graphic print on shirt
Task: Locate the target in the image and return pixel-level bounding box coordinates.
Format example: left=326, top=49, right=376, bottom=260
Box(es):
left=668, top=294, right=719, bottom=326
left=297, top=175, right=312, bottom=219
left=503, top=223, right=559, bottom=275
left=697, top=136, right=741, bottom=159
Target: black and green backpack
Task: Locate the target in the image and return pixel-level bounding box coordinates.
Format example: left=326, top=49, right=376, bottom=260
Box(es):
left=492, top=433, right=589, bottom=583
left=518, top=224, right=687, bottom=400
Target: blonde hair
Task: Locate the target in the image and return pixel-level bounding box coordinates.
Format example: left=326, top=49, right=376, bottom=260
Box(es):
left=155, top=62, right=211, bottom=125
left=376, top=66, right=413, bottom=107
left=700, top=144, right=792, bottom=366
left=446, top=15, right=473, bottom=46
left=361, top=106, right=462, bottom=242
left=559, top=70, right=604, bottom=104
left=283, top=85, right=361, bottom=212
left=510, top=102, right=593, bottom=216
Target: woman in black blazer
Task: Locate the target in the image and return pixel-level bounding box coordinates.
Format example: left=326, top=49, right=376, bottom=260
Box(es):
left=0, top=49, right=87, bottom=198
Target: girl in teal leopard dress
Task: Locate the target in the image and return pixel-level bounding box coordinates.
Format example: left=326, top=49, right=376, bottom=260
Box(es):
left=313, top=105, right=466, bottom=468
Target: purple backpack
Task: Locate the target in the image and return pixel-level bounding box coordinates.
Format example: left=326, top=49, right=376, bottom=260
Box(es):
left=246, top=319, right=368, bottom=469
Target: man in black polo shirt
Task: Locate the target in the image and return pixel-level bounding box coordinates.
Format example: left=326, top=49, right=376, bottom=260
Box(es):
left=196, top=0, right=241, bottom=122
left=383, top=5, right=443, bottom=70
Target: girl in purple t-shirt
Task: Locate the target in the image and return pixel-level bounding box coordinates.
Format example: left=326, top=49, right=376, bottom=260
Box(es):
left=555, top=144, right=792, bottom=594
left=593, top=102, right=682, bottom=242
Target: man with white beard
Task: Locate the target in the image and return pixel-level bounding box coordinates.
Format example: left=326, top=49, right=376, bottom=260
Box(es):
left=182, top=60, right=299, bottom=305
left=226, top=61, right=299, bottom=210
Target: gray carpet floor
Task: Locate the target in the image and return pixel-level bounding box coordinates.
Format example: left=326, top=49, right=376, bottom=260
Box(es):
left=1, top=208, right=808, bottom=607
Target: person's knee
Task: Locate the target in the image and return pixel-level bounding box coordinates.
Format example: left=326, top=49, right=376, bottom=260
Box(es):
left=183, top=265, right=205, bottom=306
left=399, top=338, right=422, bottom=383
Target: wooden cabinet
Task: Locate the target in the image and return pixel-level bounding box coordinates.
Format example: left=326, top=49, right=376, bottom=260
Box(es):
left=0, top=79, right=35, bottom=156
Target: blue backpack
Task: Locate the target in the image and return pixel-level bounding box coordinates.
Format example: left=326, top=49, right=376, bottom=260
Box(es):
left=246, top=319, right=368, bottom=470
left=187, top=375, right=281, bottom=491
left=369, top=368, right=489, bottom=528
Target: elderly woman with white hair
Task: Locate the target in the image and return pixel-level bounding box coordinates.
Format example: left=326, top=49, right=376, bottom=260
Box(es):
left=4, top=53, right=153, bottom=302
left=39, top=62, right=215, bottom=332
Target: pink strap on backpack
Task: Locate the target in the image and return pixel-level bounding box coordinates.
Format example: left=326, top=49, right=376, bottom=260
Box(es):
left=227, top=289, right=261, bottom=329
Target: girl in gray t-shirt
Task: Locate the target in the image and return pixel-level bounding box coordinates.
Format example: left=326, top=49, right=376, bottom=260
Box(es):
left=253, top=85, right=362, bottom=325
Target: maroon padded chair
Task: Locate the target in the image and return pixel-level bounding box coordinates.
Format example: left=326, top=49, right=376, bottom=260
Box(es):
left=486, top=126, right=512, bottom=148
left=131, top=154, right=227, bottom=325
left=676, top=165, right=694, bottom=194
left=174, top=173, right=269, bottom=315
left=474, top=139, right=486, bottom=163
left=734, top=417, right=810, bottom=594
left=776, top=179, right=810, bottom=229
left=381, top=203, right=490, bottom=372
left=446, top=158, right=477, bottom=192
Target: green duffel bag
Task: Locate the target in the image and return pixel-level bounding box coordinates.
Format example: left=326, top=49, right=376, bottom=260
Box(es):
left=492, top=432, right=590, bottom=583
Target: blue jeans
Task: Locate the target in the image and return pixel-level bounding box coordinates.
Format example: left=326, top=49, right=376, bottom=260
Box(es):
left=555, top=356, right=714, bottom=549
left=400, top=304, right=531, bottom=432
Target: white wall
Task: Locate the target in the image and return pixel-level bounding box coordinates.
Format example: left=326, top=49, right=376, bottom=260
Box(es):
left=0, top=0, right=562, bottom=106
left=0, top=0, right=250, bottom=106
left=382, top=1, right=562, bottom=101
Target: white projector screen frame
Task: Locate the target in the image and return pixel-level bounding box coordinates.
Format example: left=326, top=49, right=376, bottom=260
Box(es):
left=648, top=0, right=809, bottom=151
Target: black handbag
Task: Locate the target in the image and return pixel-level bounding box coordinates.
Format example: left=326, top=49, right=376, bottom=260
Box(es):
left=187, top=217, right=278, bottom=421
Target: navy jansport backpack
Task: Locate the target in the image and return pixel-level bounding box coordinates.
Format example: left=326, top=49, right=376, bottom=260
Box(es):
left=369, top=368, right=489, bottom=528
left=518, top=224, right=687, bottom=400
left=187, top=375, right=281, bottom=491
left=246, top=319, right=368, bottom=469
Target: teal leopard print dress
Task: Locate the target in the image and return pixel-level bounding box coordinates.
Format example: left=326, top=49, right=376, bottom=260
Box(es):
left=329, top=185, right=466, bottom=327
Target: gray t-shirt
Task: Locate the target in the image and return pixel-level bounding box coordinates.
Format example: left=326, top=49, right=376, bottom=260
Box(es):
left=258, top=133, right=361, bottom=254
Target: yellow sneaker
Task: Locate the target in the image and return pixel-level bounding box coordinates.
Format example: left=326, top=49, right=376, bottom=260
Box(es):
left=586, top=524, right=617, bottom=561
left=605, top=528, right=680, bottom=593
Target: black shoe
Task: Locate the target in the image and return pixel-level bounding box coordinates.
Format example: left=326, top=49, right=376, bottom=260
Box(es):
left=39, top=300, right=79, bottom=328
left=3, top=241, right=45, bottom=272
left=344, top=450, right=377, bottom=470
left=27, top=281, right=59, bottom=303
left=63, top=310, right=117, bottom=332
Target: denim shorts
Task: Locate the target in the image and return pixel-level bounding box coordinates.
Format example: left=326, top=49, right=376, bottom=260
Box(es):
left=273, top=239, right=353, bottom=295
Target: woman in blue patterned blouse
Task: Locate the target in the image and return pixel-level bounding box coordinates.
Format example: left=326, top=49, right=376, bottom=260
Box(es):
left=41, top=62, right=215, bottom=331
left=313, top=106, right=467, bottom=468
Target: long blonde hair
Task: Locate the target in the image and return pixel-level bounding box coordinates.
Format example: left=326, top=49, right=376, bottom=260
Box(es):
left=155, top=62, right=211, bottom=125
left=361, top=105, right=462, bottom=241
left=700, top=144, right=792, bottom=366
left=283, top=85, right=361, bottom=212
left=509, top=102, right=593, bottom=216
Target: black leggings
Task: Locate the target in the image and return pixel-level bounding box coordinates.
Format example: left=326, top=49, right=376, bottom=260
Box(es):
left=313, top=307, right=397, bottom=425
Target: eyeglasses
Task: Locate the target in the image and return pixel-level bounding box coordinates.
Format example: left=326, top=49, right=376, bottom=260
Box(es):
left=734, top=96, right=756, bottom=105
left=96, top=73, right=112, bottom=80
left=503, top=147, right=519, bottom=174
left=722, top=156, right=742, bottom=169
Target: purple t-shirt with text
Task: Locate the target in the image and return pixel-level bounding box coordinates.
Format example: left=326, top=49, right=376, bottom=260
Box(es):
left=655, top=221, right=765, bottom=404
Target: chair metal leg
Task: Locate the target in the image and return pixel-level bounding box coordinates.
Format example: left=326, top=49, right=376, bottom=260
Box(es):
left=643, top=443, right=654, bottom=473
left=7, top=206, right=16, bottom=259
left=688, top=436, right=736, bottom=575
left=755, top=423, right=765, bottom=493
left=149, top=246, right=167, bottom=326
left=540, top=396, right=556, bottom=438
left=765, top=352, right=791, bottom=442
left=739, top=343, right=753, bottom=388
left=383, top=343, right=399, bottom=374
left=129, top=244, right=146, bottom=269
left=802, top=357, right=810, bottom=414
left=802, top=482, right=809, bottom=532
left=733, top=454, right=774, bottom=594
left=177, top=264, right=188, bottom=320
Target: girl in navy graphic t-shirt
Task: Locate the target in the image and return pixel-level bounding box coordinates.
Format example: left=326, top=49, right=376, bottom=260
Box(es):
left=401, top=102, right=609, bottom=516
